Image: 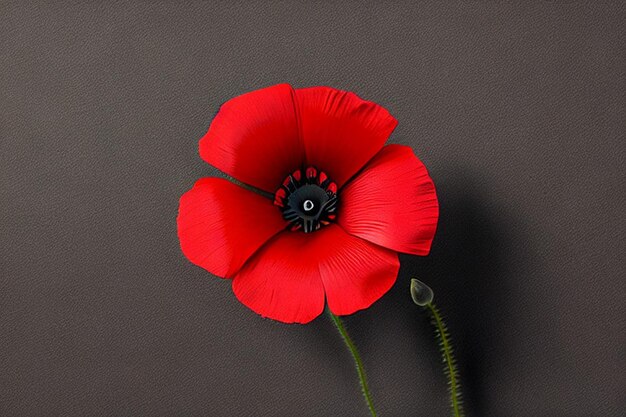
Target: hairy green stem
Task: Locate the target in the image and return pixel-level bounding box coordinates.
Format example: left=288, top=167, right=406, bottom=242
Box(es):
left=327, top=308, right=377, bottom=417
left=426, top=303, right=464, bottom=417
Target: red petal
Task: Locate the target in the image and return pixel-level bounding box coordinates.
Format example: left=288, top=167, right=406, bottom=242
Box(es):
left=199, top=84, right=304, bottom=193
left=339, top=145, right=439, bottom=255
left=232, top=231, right=326, bottom=324
left=295, top=86, right=398, bottom=187
left=177, top=178, right=287, bottom=278
left=319, top=226, right=400, bottom=316
left=232, top=225, right=399, bottom=322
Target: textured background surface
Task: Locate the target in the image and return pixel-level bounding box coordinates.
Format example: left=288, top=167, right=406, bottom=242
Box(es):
left=1, top=2, right=624, bottom=416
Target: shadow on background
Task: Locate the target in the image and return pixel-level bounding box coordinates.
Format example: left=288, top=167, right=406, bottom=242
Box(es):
left=343, top=171, right=525, bottom=417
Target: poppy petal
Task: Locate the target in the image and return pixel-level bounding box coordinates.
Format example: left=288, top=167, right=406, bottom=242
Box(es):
left=338, top=145, right=439, bottom=255
left=177, top=178, right=287, bottom=278
left=295, top=86, right=398, bottom=188
left=232, top=225, right=399, bottom=323
left=199, top=84, right=304, bottom=193
left=318, top=226, right=400, bottom=316
left=232, top=231, right=326, bottom=324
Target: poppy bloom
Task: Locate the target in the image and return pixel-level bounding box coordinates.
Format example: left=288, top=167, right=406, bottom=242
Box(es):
left=177, top=84, right=438, bottom=324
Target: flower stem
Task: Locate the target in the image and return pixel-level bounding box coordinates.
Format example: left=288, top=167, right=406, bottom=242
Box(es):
left=425, top=303, right=464, bottom=417
left=327, top=308, right=377, bottom=417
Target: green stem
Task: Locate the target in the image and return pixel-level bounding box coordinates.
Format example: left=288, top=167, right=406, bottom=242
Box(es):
left=426, top=303, right=464, bottom=417
left=327, top=308, right=377, bottom=417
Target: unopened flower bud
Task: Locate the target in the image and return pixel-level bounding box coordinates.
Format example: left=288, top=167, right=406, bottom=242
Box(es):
left=410, top=278, right=434, bottom=306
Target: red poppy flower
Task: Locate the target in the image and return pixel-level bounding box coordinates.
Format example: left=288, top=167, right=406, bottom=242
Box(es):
left=177, top=84, right=439, bottom=324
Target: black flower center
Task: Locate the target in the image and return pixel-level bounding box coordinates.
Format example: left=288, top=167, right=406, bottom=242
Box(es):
left=273, top=167, right=338, bottom=233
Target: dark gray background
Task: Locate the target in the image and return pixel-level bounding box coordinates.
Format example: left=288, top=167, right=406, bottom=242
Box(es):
left=1, top=2, right=624, bottom=416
